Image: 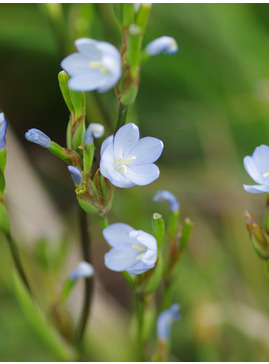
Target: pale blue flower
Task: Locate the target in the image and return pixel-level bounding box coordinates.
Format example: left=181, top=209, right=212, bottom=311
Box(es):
left=25, top=128, right=51, bottom=148
left=0, top=112, right=7, bottom=150
left=103, top=223, right=157, bottom=274
left=61, top=38, right=122, bottom=92
left=243, top=145, right=269, bottom=193
left=67, top=166, right=83, bottom=185
left=146, top=36, right=178, bottom=56
left=69, top=261, right=94, bottom=281
left=157, top=304, right=180, bottom=341
left=84, top=123, right=104, bottom=145
left=100, top=123, right=164, bottom=188
left=153, top=190, right=180, bottom=212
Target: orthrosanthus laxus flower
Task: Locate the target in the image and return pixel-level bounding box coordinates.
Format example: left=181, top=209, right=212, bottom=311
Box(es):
left=25, top=128, right=51, bottom=148
left=243, top=145, right=269, bottom=193
left=153, top=190, right=180, bottom=212
left=100, top=123, right=164, bottom=188
left=0, top=112, right=7, bottom=150
left=69, top=261, right=94, bottom=281
left=61, top=38, right=122, bottom=93
left=67, top=166, right=83, bottom=185
left=146, top=36, right=178, bottom=56
left=84, top=123, right=105, bottom=145
left=103, top=223, right=157, bottom=275
left=157, top=304, right=180, bottom=342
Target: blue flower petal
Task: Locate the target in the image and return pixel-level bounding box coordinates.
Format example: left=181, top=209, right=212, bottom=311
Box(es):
left=243, top=184, right=269, bottom=193
left=0, top=112, right=7, bottom=150
left=157, top=304, right=180, bottom=341
left=68, top=71, right=107, bottom=92
left=113, top=123, right=140, bottom=160
left=153, top=190, right=180, bottom=212
left=124, top=164, right=160, bottom=185
left=105, top=246, right=139, bottom=271
left=252, top=145, right=269, bottom=179
left=61, top=53, right=93, bottom=76
left=75, top=38, right=101, bottom=59
left=125, top=136, right=164, bottom=165
left=103, top=223, right=134, bottom=247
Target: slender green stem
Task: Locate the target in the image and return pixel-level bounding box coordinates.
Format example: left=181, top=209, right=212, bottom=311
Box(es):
left=98, top=214, right=109, bottom=229
left=115, top=102, right=128, bottom=132
left=75, top=209, right=93, bottom=345
left=6, top=232, right=31, bottom=293
left=136, top=293, right=145, bottom=361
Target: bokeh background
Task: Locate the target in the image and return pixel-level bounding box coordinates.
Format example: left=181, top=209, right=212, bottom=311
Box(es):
left=1, top=3, right=269, bottom=361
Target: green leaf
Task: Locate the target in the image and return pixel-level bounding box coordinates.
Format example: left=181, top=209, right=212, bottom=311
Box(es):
left=10, top=268, right=77, bottom=361
left=58, top=71, right=74, bottom=114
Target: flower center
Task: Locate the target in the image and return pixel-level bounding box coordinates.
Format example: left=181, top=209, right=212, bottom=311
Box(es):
left=115, top=156, right=136, bottom=173
left=89, top=61, right=108, bottom=73
left=263, top=172, right=269, bottom=178
left=132, top=243, right=147, bottom=260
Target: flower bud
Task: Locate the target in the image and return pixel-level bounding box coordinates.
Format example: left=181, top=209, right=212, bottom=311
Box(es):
left=69, top=261, right=94, bottom=281
left=25, top=128, right=51, bottom=148
left=146, top=36, right=178, bottom=56
left=153, top=190, right=179, bottom=212
left=67, top=166, right=83, bottom=185
left=0, top=113, right=7, bottom=150
left=84, top=123, right=104, bottom=145
left=245, top=210, right=269, bottom=259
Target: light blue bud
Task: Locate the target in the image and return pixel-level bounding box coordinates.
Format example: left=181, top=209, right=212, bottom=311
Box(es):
left=69, top=261, right=94, bottom=281
left=153, top=190, right=180, bottom=212
left=157, top=304, right=180, bottom=341
left=0, top=112, right=7, bottom=150
left=146, top=36, right=178, bottom=56
left=67, top=166, right=83, bottom=185
left=84, top=123, right=105, bottom=145
left=25, top=128, right=51, bottom=148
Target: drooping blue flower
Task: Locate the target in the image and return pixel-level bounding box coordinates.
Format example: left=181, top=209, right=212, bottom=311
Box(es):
left=84, top=123, right=105, bottom=145
left=243, top=145, right=269, bottom=193
left=67, top=166, right=83, bottom=185
left=100, top=123, right=164, bottom=188
left=61, top=38, right=122, bottom=93
left=146, top=36, right=178, bottom=56
left=103, top=223, right=157, bottom=274
left=25, top=128, right=51, bottom=148
left=153, top=190, right=180, bottom=212
left=157, top=304, right=180, bottom=342
left=0, top=113, right=7, bottom=150
left=69, top=261, right=94, bottom=281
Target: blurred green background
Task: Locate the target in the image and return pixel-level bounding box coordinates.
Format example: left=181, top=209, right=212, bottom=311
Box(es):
left=1, top=3, right=269, bottom=361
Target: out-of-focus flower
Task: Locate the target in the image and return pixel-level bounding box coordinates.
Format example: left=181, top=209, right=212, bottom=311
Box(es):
left=134, top=3, right=152, bottom=12
left=243, top=145, right=269, bottom=193
left=0, top=113, right=7, bottom=150
left=100, top=123, right=163, bottom=188
left=103, top=223, right=157, bottom=274
left=84, top=123, right=105, bottom=145
left=157, top=304, right=180, bottom=342
left=69, top=261, right=94, bottom=281
left=67, top=166, right=83, bottom=185
left=146, top=36, right=178, bottom=56
left=153, top=190, right=179, bottom=212
left=25, top=128, right=51, bottom=148
left=61, top=38, right=122, bottom=93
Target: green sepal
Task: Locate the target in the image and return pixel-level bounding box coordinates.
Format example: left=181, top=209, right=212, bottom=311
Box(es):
left=180, top=217, right=193, bottom=251
left=0, top=149, right=6, bottom=196
left=245, top=210, right=269, bottom=259
left=127, top=24, right=142, bottom=79
left=66, top=118, right=72, bottom=149
left=120, top=84, right=138, bottom=107
left=264, top=193, right=269, bottom=234
left=167, top=209, right=180, bottom=238
left=70, top=117, right=85, bottom=152
left=144, top=254, right=164, bottom=294
left=10, top=268, right=77, bottom=361
left=0, top=203, right=10, bottom=234
left=58, top=71, right=74, bottom=114
left=70, top=90, right=86, bottom=120
left=60, top=278, right=75, bottom=305
left=83, top=142, right=95, bottom=175
left=134, top=3, right=152, bottom=31
left=48, top=141, right=73, bottom=163
left=77, top=196, right=99, bottom=215
left=122, top=3, right=134, bottom=27
left=152, top=212, right=165, bottom=249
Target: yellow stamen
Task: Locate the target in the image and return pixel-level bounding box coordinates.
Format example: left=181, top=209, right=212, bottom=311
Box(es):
left=125, top=156, right=136, bottom=164
left=89, top=61, right=107, bottom=73
left=263, top=172, right=269, bottom=178
left=136, top=252, right=145, bottom=261
left=132, top=244, right=145, bottom=252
